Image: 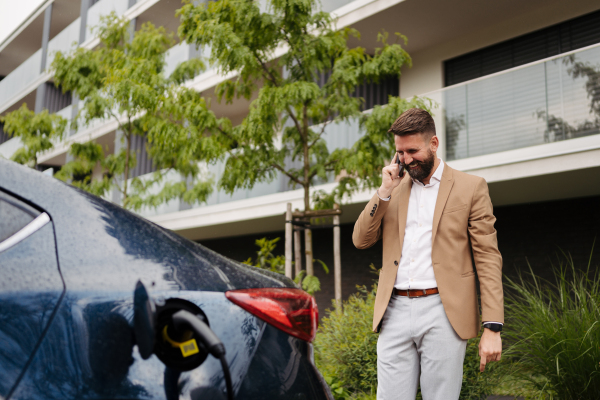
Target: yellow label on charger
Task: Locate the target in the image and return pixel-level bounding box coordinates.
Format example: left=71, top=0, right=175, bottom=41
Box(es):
left=179, top=339, right=200, bottom=358
left=162, top=325, right=200, bottom=358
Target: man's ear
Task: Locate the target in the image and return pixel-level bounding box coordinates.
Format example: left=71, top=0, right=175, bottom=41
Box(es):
left=430, top=135, right=439, bottom=153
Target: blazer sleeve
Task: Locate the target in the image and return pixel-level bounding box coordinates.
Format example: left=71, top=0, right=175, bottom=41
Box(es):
left=468, top=178, right=504, bottom=324
left=352, top=192, right=390, bottom=249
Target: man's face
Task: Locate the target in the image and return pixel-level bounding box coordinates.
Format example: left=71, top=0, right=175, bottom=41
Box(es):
left=394, top=133, right=439, bottom=182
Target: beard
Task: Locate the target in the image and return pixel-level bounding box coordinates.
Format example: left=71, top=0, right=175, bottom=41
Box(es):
left=406, top=149, right=436, bottom=182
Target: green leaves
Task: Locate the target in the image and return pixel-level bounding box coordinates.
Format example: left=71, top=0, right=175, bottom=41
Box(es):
left=50, top=12, right=223, bottom=209
left=179, top=0, right=423, bottom=212
left=0, top=104, right=67, bottom=168
left=500, top=251, right=600, bottom=399
left=315, top=283, right=379, bottom=396
left=243, top=237, right=287, bottom=274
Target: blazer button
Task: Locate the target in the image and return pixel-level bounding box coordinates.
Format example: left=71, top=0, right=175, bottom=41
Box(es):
left=370, top=213, right=374, bottom=217
left=394, top=260, right=398, bottom=266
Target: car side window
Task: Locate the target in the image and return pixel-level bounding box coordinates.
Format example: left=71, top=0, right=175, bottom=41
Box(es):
left=0, top=190, right=62, bottom=398
left=0, top=191, right=40, bottom=243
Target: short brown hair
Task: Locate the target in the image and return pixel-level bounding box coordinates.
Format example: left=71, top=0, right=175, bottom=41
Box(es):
left=388, top=108, right=436, bottom=138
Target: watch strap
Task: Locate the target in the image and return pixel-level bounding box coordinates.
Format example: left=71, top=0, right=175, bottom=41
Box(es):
left=483, top=322, right=503, bottom=332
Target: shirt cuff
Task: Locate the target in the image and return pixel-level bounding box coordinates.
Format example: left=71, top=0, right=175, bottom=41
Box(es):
left=377, top=190, right=391, bottom=201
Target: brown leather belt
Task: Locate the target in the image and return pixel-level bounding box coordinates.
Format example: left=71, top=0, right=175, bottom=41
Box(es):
left=394, top=288, right=439, bottom=297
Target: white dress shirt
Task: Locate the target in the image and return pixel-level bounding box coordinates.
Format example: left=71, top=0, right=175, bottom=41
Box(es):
left=394, top=159, right=444, bottom=290
left=378, top=158, right=502, bottom=324
left=377, top=158, right=444, bottom=290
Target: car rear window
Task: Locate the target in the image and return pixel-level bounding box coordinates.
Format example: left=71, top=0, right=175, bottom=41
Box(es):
left=0, top=191, right=40, bottom=243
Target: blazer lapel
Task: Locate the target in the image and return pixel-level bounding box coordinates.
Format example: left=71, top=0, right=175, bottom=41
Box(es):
left=432, top=164, right=455, bottom=246
left=397, top=175, right=412, bottom=249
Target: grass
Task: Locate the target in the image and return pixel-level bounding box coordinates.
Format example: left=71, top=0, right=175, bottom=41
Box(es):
left=497, top=250, right=600, bottom=399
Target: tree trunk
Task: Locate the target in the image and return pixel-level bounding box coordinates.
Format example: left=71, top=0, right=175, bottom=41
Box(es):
left=333, top=203, right=342, bottom=312
left=294, top=227, right=302, bottom=277
left=302, top=105, right=314, bottom=276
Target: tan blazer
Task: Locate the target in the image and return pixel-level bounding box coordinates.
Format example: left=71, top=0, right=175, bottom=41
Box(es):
left=353, top=164, right=503, bottom=339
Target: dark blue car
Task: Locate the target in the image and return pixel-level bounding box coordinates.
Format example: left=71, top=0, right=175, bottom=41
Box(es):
left=0, top=159, right=332, bottom=400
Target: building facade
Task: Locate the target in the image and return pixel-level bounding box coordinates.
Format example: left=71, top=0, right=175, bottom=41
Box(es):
left=1, top=0, right=599, bottom=310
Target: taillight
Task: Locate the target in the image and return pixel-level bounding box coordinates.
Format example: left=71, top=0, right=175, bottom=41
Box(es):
left=225, top=288, right=318, bottom=342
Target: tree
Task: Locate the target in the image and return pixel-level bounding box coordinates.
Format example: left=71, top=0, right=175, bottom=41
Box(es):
left=0, top=104, right=67, bottom=168
left=178, top=0, right=432, bottom=272
left=51, top=13, right=231, bottom=210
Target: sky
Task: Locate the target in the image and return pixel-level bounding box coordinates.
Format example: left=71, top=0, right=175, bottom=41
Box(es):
left=0, top=0, right=46, bottom=45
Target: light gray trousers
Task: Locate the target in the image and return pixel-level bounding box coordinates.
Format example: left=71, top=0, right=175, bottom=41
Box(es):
left=377, top=294, right=467, bottom=400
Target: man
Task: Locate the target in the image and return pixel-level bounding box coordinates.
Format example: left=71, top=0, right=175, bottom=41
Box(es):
left=353, top=108, right=503, bottom=400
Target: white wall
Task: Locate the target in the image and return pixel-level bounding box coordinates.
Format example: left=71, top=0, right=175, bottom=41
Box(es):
left=400, top=0, right=600, bottom=97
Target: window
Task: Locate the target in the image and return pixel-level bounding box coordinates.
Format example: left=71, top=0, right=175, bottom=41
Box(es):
left=0, top=191, right=39, bottom=244
left=444, top=9, right=600, bottom=86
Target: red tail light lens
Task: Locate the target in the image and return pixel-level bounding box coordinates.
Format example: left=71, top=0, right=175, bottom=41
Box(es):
left=225, top=288, right=318, bottom=342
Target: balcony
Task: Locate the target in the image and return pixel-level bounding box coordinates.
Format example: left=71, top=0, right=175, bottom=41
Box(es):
left=0, top=0, right=133, bottom=114
left=0, top=48, right=43, bottom=112
left=428, top=43, right=600, bottom=161
left=68, top=43, right=600, bottom=218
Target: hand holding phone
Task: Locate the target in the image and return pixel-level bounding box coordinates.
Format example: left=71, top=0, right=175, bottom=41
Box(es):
left=379, top=153, right=404, bottom=198
left=396, top=154, right=405, bottom=178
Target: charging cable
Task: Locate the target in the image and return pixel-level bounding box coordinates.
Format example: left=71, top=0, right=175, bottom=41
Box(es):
left=171, top=310, right=234, bottom=400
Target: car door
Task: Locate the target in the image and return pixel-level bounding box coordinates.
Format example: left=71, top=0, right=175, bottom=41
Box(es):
left=0, top=189, right=64, bottom=399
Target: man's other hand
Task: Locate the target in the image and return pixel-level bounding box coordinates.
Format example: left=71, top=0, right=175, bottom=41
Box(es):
left=379, top=153, right=404, bottom=198
left=479, top=328, right=502, bottom=372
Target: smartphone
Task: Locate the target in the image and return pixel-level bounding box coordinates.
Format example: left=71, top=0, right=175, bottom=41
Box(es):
left=396, top=156, right=405, bottom=178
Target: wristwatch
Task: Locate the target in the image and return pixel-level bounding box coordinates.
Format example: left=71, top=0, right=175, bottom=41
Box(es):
left=483, top=323, right=503, bottom=333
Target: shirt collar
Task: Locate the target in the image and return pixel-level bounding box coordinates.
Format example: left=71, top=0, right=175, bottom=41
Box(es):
left=413, top=158, right=444, bottom=187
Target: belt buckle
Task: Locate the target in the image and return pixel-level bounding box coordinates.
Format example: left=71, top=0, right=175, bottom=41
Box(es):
left=422, top=289, right=427, bottom=296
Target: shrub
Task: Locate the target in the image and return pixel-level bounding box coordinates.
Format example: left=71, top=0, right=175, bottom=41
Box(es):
left=316, top=285, right=379, bottom=396
left=315, top=279, right=497, bottom=399
left=500, top=253, right=600, bottom=399
left=242, top=236, right=327, bottom=294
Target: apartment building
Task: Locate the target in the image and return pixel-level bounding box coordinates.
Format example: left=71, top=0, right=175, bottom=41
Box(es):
left=1, top=0, right=599, bottom=309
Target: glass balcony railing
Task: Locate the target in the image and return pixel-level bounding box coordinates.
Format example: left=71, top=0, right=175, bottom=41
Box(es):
left=322, top=0, right=358, bottom=13
left=47, top=18, right=81, bottom=64
left=164, top=41, right=201, bottom=79
left=133, top=158, right=284, bottom=218
left=428, top=43, right=600, bottom=161
left=80, top=43, right=600, bottom=215
left=0, top=49, right=42, bottom=109
left=0, top=0, right=134, bottom=112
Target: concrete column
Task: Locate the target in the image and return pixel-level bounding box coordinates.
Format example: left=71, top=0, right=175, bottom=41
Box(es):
left=78, top=0, right=90, bottom=44
left=128, top=0, right=137, bottom=40
left=34, top=4, right=53, bottom=113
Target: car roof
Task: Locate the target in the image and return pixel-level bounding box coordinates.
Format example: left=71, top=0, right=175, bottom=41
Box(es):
left=0, top=159, right=292, bottom=293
